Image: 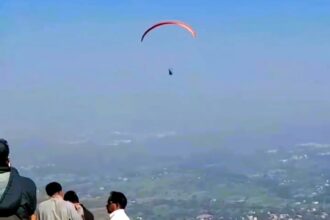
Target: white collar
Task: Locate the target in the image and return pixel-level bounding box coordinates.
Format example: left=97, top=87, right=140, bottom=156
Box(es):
left=109, top=209, right=128, bottom=219
left=51, top=194, right=63, bottom=200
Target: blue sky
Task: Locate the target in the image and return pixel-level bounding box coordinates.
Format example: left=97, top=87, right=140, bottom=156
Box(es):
left=1, top=0, right=330, bottom=139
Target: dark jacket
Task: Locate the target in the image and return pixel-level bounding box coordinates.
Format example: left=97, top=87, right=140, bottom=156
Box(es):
left=81, top=204, right=94, bottom=220
left=0, top=167, right=36, bottom=220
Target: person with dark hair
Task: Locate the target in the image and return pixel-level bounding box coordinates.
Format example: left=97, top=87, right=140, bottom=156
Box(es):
left=106, top=191, right=129, bottom=220
left=64, top=191, right=94, bottom=220
left=37, top=182, right=82, bottom=220
left=0, top=138, right=37, bottom=220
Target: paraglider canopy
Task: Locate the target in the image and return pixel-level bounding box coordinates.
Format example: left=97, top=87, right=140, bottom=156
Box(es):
left=141, top=21, right=196, bottom=42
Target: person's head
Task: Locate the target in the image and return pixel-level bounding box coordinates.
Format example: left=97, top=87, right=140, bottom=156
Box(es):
left=45, top=182, right=64, bottom=197
left=106, top=191, right=127, bottom=213
left=0, top=139, right=10, bottom=167
left=64, top=190, right=80, bottom=203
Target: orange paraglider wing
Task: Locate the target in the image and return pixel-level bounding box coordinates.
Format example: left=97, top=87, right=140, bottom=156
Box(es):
left=141, top=21, right=196, bottom=42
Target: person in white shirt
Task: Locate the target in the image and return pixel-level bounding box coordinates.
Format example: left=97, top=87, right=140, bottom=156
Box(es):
left=37, top=182, right=82, bottom=220
left=106, top=191, right=130, bottom=220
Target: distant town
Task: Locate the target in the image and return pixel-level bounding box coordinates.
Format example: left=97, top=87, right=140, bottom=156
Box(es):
left=15, top=135, right=330, bottom=220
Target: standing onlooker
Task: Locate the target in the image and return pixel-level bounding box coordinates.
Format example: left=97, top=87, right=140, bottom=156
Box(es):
left=37, top=182, right=82, bottom=220
left=106, top=191, right=130, bottom=220
left=0, top=138, right=37, bottom=220
left=64, top=190, right=94, bottom=220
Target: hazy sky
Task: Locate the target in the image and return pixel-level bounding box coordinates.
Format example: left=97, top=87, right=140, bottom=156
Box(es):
left=1, top=1, right=330, bottom=139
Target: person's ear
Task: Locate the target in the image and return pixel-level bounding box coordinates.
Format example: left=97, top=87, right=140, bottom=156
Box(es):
left=7, top=158, right=11, bottom=167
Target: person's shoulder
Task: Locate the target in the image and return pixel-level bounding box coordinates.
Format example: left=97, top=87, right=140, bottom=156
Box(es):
left=38, top=199, right=50, bottom=206
left=19, top=175, right=35, bottom=185
left=19, top=176, right=36, bottom=190
left=65, top=201, right=76, bottom=210
left=123, top=210, right=130, bottom=220
left=113, top=215, right=130, bottom=220
left=125, top=213, right=130, bottom=220
left=112, top=210, right=130, bottom=220
left=10, top=167, right=36, bottom=190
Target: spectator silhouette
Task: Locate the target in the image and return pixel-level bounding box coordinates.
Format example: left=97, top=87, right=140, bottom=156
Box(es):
left=0, top=138, right=37, bottom=220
